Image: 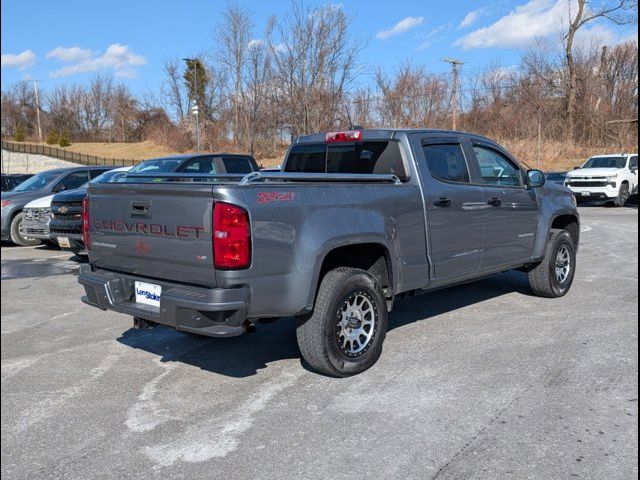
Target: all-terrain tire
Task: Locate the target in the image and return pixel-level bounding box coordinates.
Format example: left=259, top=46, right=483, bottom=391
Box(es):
left=10, top=212, right=41, bottom=247
left=528, top=229, right=576, bottom=298
left=296, top=267, right=388, bottom=377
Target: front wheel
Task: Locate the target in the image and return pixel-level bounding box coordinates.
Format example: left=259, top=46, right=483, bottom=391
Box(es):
left=10, top=213, right=41, bottom=247
left=296, top=267, right=388, bottom=377
left=614, top=183, right=630, bottom=207
left=528, top=229, right=576, bottom=298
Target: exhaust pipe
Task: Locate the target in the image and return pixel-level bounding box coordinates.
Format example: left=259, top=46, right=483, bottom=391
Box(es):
left=133, top=317, right=157, bottom=330
left=245, top=322, right=257, bottom=334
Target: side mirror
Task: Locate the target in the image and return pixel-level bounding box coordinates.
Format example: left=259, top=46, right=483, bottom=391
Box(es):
left=527, top=169, right=545, bottom=188
left=53, top=184, right=66, bottom=193
left=573, top=166, right=581, bottom=170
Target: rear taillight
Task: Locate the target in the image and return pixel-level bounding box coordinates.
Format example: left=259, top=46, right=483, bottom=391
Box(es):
left=82, top=196, right=91, bottom=250
left=213, top=202, right=250, bottom=269
left=325, top=130, right=362, bottom=142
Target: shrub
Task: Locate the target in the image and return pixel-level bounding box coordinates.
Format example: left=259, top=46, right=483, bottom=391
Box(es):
left=58, top=130, right=71, bottom=147
left=46, top=129, right=59, bottom=145
left=14, top=125, right=25, bottom=142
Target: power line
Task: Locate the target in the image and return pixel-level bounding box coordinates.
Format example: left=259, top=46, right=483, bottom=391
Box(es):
left=32, top=80, right=43, bottom=142
left=442, top=58, right=466, bottom=130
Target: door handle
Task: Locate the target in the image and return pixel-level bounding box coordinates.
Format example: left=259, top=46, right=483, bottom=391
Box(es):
left=433, top=197, right=452, bottom=207
left=487, top=197, right=502, bottom=207
left=131, top=201, right=151, bottom=218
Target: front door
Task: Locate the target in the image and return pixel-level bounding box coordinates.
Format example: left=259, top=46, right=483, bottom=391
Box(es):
left=417, top=137, right=486, bottom=281
left=468, top=141, right=539, bottom=269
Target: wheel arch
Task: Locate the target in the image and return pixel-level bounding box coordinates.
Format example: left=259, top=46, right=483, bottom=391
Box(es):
left=308, top=242, right=395, bottom=312
left=551, top=214, right=580, bottom=250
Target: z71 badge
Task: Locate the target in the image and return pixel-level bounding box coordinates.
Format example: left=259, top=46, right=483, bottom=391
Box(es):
left=257, top=192, right=295, bottom=204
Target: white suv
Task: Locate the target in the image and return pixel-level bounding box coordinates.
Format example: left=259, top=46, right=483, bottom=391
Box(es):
left=565, top=153, right=638, bottom=207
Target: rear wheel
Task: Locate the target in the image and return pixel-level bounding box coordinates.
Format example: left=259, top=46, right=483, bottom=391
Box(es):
left=614, top=183, right=630, bottom=207
left=528, top=229, right=576, bottom=298
left=296, top=267, right=388, bottom=377
left=10, top=213, right=41, bottom=247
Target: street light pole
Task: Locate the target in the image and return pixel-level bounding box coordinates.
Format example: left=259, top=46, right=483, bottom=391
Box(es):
left=183, top=58, right=200, bottom=152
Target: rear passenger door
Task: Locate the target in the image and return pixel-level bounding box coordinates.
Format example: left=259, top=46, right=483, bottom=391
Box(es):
left=418, top=137, right=486, bottom=280
left=467, top=140, right=538, bottom=269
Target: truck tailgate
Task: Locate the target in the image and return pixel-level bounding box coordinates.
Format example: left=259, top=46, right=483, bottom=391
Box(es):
left=87, top=183, right=216, bottom=287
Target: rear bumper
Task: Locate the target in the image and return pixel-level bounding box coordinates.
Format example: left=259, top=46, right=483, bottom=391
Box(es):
left=78, top=265, right=250, bottom=337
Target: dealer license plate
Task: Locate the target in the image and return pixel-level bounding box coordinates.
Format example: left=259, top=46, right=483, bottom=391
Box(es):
left=135, top=281, right=162, bottom=308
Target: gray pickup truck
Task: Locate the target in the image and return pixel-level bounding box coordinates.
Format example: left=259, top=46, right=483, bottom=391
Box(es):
left=78, top=129, right=579, bottom=376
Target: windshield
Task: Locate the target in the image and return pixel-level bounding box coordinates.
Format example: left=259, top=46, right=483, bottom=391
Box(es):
left=582, top=156, right=627, bottom=169
left=12, top=171, right=61, bottom=192
left=90, top=169, right=129, bottom=183
left=128, top=158, right=183, bottom=174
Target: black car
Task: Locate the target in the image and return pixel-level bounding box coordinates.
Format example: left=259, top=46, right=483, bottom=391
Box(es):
left=125, top=153, right=259, bottom=176
left=545, top=171, right=568, bottom=185
left=1, top=174, right=34, bottom=192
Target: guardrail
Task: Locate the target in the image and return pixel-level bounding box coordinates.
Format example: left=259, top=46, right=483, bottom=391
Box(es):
left=1, top=140, right=138, bottom=167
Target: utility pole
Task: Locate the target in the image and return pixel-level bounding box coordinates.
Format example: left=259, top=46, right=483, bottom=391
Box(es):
left=33, top=80, right=43, bottom=142
left=443, top=58, right=465, bottom=130
left=183, top=58, right=200, bottom=152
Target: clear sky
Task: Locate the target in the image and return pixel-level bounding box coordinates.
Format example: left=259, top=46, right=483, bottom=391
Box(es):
left=1, top=0, right=637, bottom=95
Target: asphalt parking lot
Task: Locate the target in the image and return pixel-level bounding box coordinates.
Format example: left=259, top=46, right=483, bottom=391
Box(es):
left=1, top=205, right=638, bottom=480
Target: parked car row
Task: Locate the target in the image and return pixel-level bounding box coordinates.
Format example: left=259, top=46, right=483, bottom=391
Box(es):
left=1, top=153, right=260, bottom=249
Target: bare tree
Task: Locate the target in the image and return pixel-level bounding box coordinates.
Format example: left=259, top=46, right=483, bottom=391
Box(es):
left=162, top=59, right=187, bottom=120
left=266, top=1, right=360, bottom=135
left=243, top=39, right=272, bottom=154
left=216, top=3, right=252, bottom=145
left=564, top=0, right=638, bottom=143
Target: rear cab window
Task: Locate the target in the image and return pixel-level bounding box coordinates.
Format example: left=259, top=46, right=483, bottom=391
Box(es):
left=284, top=141, right=406, bottom=180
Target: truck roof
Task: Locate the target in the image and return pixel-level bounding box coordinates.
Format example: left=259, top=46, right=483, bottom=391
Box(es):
left=142, top=153, right=254, bottom=162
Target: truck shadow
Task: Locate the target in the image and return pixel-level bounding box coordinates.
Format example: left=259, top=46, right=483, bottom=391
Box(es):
left=117, top=270, right=533, bottom=378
